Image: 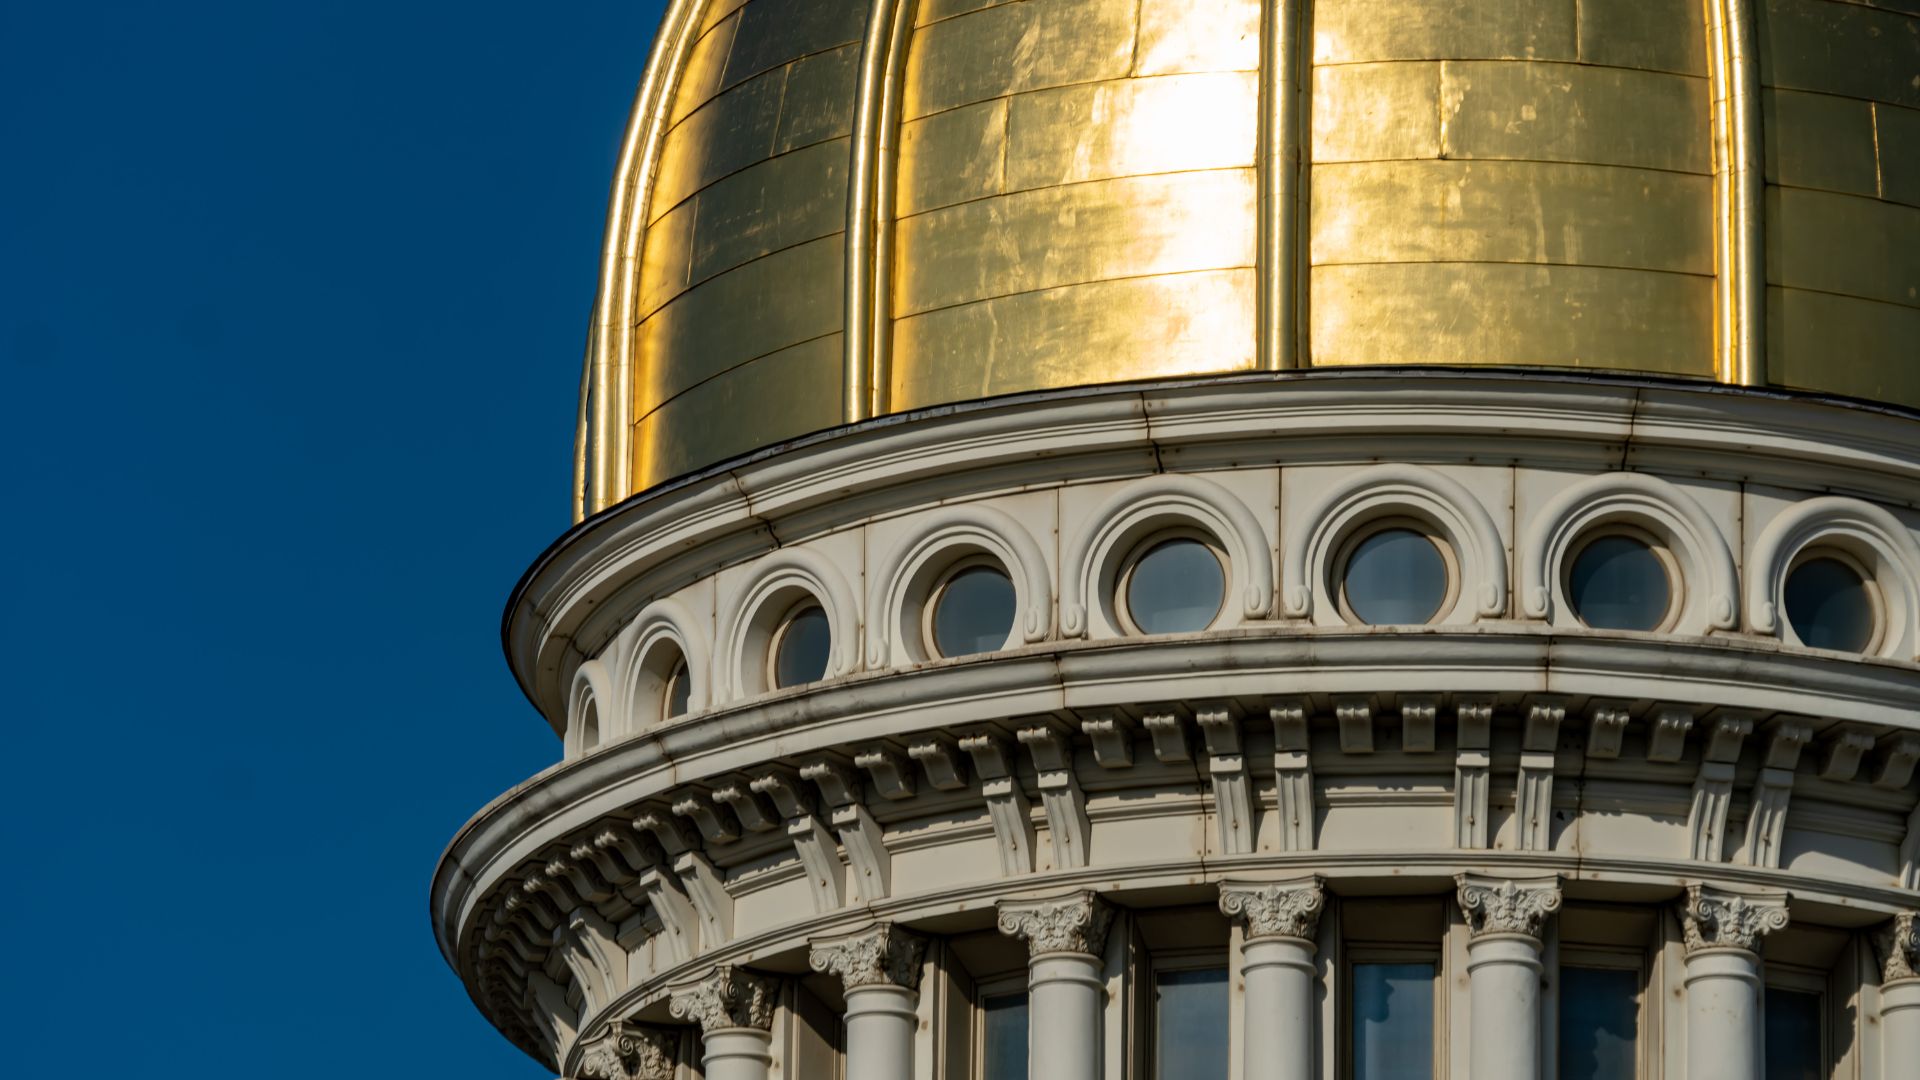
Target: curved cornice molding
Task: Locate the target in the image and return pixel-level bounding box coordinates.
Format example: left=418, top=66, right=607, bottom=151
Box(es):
left=517, top=374, right=1920, bottom=729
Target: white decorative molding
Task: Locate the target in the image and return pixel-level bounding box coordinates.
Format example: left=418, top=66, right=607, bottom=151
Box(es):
left=579, top=1021, right=679, bottom=1080
left=1456, top=873, right=1563, bottom=939
left=1881, top=912, right=1920, bottom=982
left=1680, top=884, right=1790, bottom=954
left=1736, top=719, right=1813, bottom=869
left=865, top=503, right=1054, bottom=666
left=959, top=733, right=1036, bottom=876
left=1283, top=463, right=1507, bottom=623
left=1454, top=698, right=1493, bottom=849
left=615, top=597, right=710, bottom=735
left=1196, top=704, right=1256, bottom=855
left=997, top=891, right=1114, bottom=956
left=715, top=546, right=861, bottom=700
left=1219, top=876, right=1325, bottom=940
left=1270, top=699, right=1316, bottom=852
left=1017, top=722, right=1091, bottom=870
left=1747, top=496, right=1920, bottom=660
left=1687, top=714, right=1754, bottom=863
left=667, top=965, right=779, bottom=1033
left=1519, top=471, right=1739, bottom=633
left=751, top=768, right=846, bottom=913
left=808, top=922, right=927, bottom=990
left=566, top=659, right=616, bottom=758
left=1060, top=473, right=1274, bottom=638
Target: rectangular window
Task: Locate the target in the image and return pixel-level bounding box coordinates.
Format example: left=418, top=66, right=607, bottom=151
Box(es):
left=1154, top=966, right=1229, bottom=1080
left=1351, top=961, right=1435, bottom=1080
left=1559, top=965, right=1640, bottom=1080
left=1764, top=988, right=1823, bottom=1080
left=979, top=992, right=1027, bottom=1080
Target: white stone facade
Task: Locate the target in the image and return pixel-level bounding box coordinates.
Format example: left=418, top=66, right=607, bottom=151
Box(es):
left=435, top=373, right=1920, bottom=1078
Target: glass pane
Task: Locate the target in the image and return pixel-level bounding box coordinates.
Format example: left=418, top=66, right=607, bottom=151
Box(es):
left=981, top=992, right=1028, bottom=1080
left=773, top=604, right=831, bottom=688
left=1559, top=966, right=1639, bottom=1080
left=1156, top=967, right=1229, bottom=1080
left=1126, top=538, right=1225, bottom=634
left=1344, top=528, right=1448, bottom=624
left=1765, top=989, right=1823, bottom=1080
left=1568, top=535, right=1670, bottom=631
left=932, top=564, right=1017, bottom=657
left=664, top=659, right=691, bottom=719
left=1785, top=557, right=1874, bottom=652
left=1353, top=962, right=1434, bottom=1080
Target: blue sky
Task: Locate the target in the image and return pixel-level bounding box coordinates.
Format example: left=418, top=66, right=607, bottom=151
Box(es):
left=1, top=3, right=666, bottom=1074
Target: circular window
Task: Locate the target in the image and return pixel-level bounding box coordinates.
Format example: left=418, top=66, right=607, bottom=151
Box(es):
left=929, top=562, right=1017, bottom=658
left=1123, top=536, right=1225, bottom=634
left=1567, top=533, right=1672, bottom=631
left=663, top=657, right=692, bottom=720
left=1784, top=555, right=1876, bottom=652
left=770, top=603, right=832, bottom=688
left=1340, top=527, right=1451, bottom=625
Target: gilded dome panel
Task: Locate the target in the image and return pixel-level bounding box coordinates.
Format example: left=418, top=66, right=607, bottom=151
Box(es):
left=576, top=0, right=1920, bottom=511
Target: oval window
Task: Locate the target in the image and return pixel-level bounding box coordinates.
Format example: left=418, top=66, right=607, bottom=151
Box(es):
left=1784, top=556, right=1875, bottom=652
left=1341, top=528, right=1449, bottom=625
left=1124, top=538, right=1225, bottom=634
left=1567, top=534, right=1671, bottom=631
left=771, top=603, right=832, bottom=688
left=931, top=563, right=1017, bottom=658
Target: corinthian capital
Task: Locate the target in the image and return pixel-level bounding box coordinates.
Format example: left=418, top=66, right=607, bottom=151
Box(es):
left=578, top=1021, right=679, bottom=1080
left=1681, top=884, right=1790, bottom=955
left=1218, top=876, right=1325, bottom=941
left=1880, top=912, right=1920, bottom=982
left=667, top=965, right=779, bottom=1033
left=809, top=922, right=927, bottom=990
left=1456, top=873, right=1562, bottom=940
left=997, top=891, right=1113, bottom=957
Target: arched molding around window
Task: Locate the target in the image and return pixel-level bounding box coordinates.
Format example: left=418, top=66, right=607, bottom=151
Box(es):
left=716, top=547, right=861, bottom=700
left=1748, top=496, right=1920, bottom=660
left=1061, top=474, right=1273, bottom=639
left=615, top=597, right=710, bottom=731
left=565, top=659, right=615, bottom=759
left=1282, top=464, right=1508, bottom=624
left=866, top=504, right=1053, bottom=667
left=1519, top=472, right=1738, bottom=634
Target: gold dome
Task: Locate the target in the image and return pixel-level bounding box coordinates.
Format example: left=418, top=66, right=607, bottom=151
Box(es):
left=575, top=0, right=1920, bottom=515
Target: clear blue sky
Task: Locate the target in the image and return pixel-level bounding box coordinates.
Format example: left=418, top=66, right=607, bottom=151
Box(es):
left=1, top=3, right=665, bottom=1074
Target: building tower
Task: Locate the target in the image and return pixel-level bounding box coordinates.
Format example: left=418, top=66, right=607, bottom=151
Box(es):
left=432, top=0, right=1920, bottom=1077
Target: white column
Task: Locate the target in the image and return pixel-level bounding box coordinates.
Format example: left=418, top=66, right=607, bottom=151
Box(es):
left=577, top=1020, right=681, bottom=1080
left=1880, top=913, right=1920, bottom=1069
left=810, top=922, right=926, bottom=1080
left=1219, top=876, right=1324, bottom=1080
left=1456, top=873, right=1562, bottom=1080
left=668, top=965, right=779, bottom=1080
left=998, top=891, right=1113, bottom=1080
left=1679, top=884, right=1789, bottom=1080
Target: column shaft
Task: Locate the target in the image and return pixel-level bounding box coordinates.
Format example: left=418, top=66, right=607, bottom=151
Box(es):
left=1029, top=952, right=1104, bottom=1079
left=700, top=1029, right=774, bottom=1080
left=1241, top=936, right=1316, bottom=1080
left=843, top=984, right=918, bottom=1080
left=1885, top=979, right=1920, bottom=1066
left=1684, top=948, right=1761, bottom=1080
left=1466, top=934, right=1544, bottom=1080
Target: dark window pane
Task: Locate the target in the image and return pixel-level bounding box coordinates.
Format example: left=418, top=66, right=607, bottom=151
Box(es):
left=1126, top=539, right=1224, bottom=634
left=1559, top=966, right=1638, bottom=1080
left=1568, top=535, right=1670, bottom=631
left=1344, top=528, right=1448, bottom=625
left=1156, top=967, right=1229, bottom=1080
left=1765, top=989, right=1822, bottom=1080
left=1353, top=962, right=1434, bottom=1080
left=932, top=564, right=1017, bottom=657
left=665, top=658, right=691, bottom=718
left=981, top=992, right=1028, bottom=1080
left=1784, top=557, right=1874, bottom=652
left=773, top=604, right=831, bottom=688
